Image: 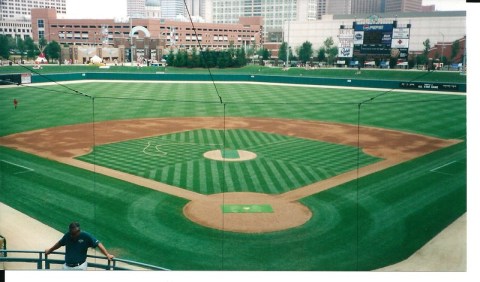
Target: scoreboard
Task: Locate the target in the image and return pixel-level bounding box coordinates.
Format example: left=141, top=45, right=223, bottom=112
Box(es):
left=348, top=20, right=410, bottom=58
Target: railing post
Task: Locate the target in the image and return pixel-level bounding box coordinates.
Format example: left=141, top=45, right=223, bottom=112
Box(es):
left=37, top=252, right=43, bottom=269
left=45, top=253, right=50, bottom=269
left=107, top=259, right=112, bottom=270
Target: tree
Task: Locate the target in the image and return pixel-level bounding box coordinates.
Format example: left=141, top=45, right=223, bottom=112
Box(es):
left=298, top=41, right=313, bottom=64
left=323, top=37, right=338, bottom=65
left=217, top=51, right=228, bottom=68
left=422, top=39, right=431, bottom=57
left=16, top=37, right=26, bottom=60
left=45, top=41, right=61, bottom=63
left=317, top=47, right=326, bottom=62
left=326, top=46, right=338, bottom=64
left=261, top=48, right=270, bottom=61
left=166, top=50, right=175, bottom=66
left=278, top=42, right=288, bottom=62
left=0, top=35, right=10, bottom=59
left=24, top=37, right=37, bottom=60
left=174, top=49, right=188, bottom=67
left=236, top=48, right=247, bottom=67
left=188, top=47, right=201, bottom=68
left=38, top=37, right=48, bottom=54
left=451, top=40, right=460, bottom=62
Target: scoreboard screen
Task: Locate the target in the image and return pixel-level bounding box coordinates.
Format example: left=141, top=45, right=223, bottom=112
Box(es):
left=363, top=30, right=383, bottom=45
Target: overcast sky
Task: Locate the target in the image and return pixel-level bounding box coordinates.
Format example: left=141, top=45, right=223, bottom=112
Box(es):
left=65, top=0, right=468, bottom=19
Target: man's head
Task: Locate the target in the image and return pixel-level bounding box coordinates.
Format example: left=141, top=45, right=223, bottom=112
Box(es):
left=69, top=222, right=81, bottom=237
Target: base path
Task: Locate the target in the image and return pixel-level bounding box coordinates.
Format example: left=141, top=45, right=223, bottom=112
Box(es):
left=0, top=117, right=462, bottom=233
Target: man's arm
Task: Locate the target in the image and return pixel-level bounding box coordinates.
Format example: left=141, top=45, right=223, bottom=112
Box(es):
left=97, top=242, right=114, bottom=260
left=45, top=241, right=62, bottom=255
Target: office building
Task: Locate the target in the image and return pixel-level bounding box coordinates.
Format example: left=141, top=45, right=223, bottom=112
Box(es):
left=385, top=0, right=422, bottom=13
left=206, top=0, right=318, bottom=42
left=184, top=0, right=206, bottom=19
left=351, top=0, right=384, bottom=14
left=127, top=0, right=146, bottom=18
left=326, top=0, right=351, bottom=15
left=159, top=0, right=185, bottom=19
left=0, top=0, right=66, bottom=40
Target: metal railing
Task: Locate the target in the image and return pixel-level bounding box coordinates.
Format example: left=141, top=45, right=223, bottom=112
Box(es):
left=0, top=249, right=169, bottom=270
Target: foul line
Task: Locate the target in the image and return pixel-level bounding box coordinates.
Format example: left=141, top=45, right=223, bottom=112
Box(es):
left=430, top=161, right=457, bottom=175
left=0, top=160, right=35, bottom=174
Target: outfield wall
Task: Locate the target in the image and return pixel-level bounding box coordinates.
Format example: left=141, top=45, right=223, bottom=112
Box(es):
left=29, top=73, right=466, bottom=92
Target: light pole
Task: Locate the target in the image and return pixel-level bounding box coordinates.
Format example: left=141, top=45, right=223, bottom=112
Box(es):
left=439, top=32, right=445, bottom=66
left=285, top=0, right=292, bottom=68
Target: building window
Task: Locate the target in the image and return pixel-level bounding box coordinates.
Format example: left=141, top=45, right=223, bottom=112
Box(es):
left=38, top=19, right=44, bottom=28
left=38, top=30, right=44, bottom=39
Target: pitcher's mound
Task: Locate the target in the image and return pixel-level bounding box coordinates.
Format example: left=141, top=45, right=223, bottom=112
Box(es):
left=183, top=192, right=312, bottom=233
left=203, top=149, right=257, bottom=162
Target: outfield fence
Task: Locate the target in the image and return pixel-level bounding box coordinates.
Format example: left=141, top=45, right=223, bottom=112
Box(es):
left=28, top=73, right=466, bottom=92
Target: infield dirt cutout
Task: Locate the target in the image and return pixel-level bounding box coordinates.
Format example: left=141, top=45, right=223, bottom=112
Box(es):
left=0, top=117, right=462, bottom=233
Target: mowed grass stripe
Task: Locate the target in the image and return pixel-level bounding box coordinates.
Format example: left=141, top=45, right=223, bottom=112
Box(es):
left=77, top=129, right=382, bottom=195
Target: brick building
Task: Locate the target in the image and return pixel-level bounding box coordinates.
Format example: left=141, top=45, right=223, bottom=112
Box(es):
left=31, top=8, right=262, bottom=63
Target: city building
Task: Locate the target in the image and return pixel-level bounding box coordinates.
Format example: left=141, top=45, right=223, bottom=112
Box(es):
left=31, top=8, right=262, bottom=63
left=0, top=0, right=66, bottom=40
left=326, top=0, right=352, bottom=15
left=127, top=0, right=146, bottom=18
left=385, top=0, right=422, bottom=13
left=145, top=0, right=161, bottom=19
left=159, top=0, right=185, bottom=19
left=1, top=0, right=66, bottom=20
left=317, top=0, right=327, bottom=19
left=351, top=0, right=384, bottom=14
left=184, top=0, right=206, bottom=19
left=205, top=0, right=318, bottom=42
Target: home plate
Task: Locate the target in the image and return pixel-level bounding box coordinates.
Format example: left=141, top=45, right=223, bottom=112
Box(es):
left=222, top=204, right=274, bottom=213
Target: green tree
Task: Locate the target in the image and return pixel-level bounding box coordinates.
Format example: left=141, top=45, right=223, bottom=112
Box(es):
left=327, top=46, right=338, bottom=64
left=38, top=37, right=48, bottom=54
left=261, top=48, right=270, bottom=61
left=174, top=49, right=188, bottom=67
left=188, top=47, right=201, bottom=68
left=278, top=42, right=288, bottom=62
left=0, top=35, right=10, bottom=59
left=451, top=40, right=460, bottom=62
left=423, top=39, right=431, bottom=57
left=16, top=37, right=26, bottom=60
left=322, top=37, right=338, bottom=65
left=24, top=37, right=37, bottom=59
left=166, top=50, right=175, bottom=66
left=200, top=48, right=216, bottom=68
left=317, top=47, right=326, bottom=62
left=298, top=41, right=313, bottom=64
left=217, top=51, right=227, bottom=68
left=45, top=40, right=61, bottom=63
left=236, top=48, right=247, bottom=67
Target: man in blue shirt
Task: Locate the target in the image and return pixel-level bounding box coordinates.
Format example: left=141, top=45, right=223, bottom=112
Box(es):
left=45, top=222, right=114, bottom=270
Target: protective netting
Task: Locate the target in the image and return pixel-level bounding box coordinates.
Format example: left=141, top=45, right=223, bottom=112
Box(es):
left=0, top=0, right=467, bottom=271
left=0, top=72, right=466, bottom=270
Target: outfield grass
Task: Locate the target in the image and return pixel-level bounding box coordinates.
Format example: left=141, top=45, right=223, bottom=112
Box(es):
left=0, top=78, right=466, bottom=270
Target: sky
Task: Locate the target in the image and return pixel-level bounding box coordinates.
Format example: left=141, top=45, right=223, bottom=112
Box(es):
left=65, top=0, right=468, bottom=19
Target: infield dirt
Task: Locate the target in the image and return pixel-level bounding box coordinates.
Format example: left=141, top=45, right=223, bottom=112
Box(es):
left=0, top=117, right=462, bottom=233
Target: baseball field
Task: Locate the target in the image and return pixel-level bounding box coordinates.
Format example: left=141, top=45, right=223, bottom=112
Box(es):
left=0, top=68, right=466, bottom=270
